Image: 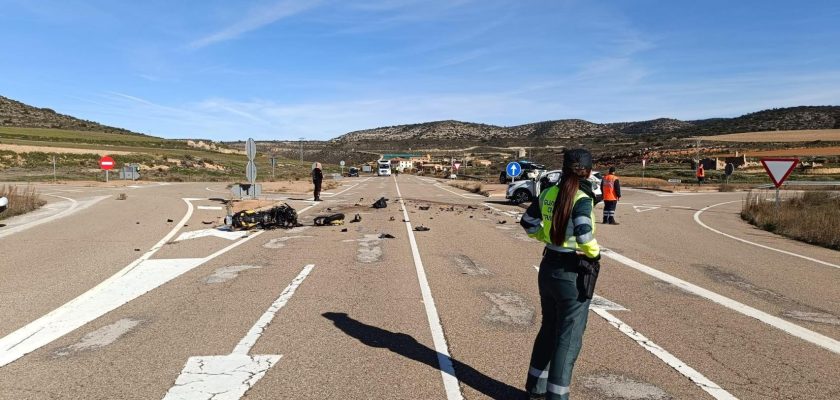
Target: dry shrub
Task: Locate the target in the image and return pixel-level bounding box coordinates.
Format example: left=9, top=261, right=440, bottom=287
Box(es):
left=0, top=185, right=46, bottom=220
left=448, top=180, right=488, bottom=196
left=741, top=190, right=840, bottom=250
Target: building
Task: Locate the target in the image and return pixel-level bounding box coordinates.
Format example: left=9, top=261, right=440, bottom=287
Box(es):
left=389, top=157, right=414, bottom=172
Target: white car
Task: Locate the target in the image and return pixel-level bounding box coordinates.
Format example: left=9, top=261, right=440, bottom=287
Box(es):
left=506, top=170, right=603, bottom=205
left=0, top=196, right=8, bottom=214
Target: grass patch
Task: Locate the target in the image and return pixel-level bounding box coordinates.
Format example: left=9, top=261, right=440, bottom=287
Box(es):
left=741, top=190, right=840, bottom=250
left=448, top=180, right=489, bottom=196
left=0, top=185, right=46, bottom=220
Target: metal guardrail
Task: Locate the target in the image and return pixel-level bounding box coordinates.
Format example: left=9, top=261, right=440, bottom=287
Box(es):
left=754, top=181, right=840, bottom=189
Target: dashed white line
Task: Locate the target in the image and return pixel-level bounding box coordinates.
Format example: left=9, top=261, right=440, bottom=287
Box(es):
left=394, top=176, right=463, bottom=400
left=693, top=201, right=840, bottom=269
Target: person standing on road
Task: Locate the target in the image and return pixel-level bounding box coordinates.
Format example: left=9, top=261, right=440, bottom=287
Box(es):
left=601, top=166, right=621, bottom=225
left=312, top=162, right=324, bottom=201
left=696, top=163, right=705, bottom=184
left=519, top=148, right=601, bottom=400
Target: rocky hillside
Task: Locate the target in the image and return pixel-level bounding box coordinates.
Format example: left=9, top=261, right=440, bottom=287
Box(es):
left=332, top=106, right=840, bottom=142
left=0, top=95, right=145, bottom=135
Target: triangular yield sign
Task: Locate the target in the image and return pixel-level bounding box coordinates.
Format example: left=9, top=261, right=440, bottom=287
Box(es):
left=760, top=158, right=799, bottom=188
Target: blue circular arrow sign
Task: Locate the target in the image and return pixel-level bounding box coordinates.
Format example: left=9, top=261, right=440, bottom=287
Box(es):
left=506, top=161, right=522, bottom=178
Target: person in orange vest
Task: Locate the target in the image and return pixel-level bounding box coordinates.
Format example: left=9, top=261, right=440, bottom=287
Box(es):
left=601, top=167, right=621, bottom=225
left=696, top=163, right=705, bottom=184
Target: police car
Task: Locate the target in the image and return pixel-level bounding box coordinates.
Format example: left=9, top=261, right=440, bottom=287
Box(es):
left=506, top=170, right=603, bottom=205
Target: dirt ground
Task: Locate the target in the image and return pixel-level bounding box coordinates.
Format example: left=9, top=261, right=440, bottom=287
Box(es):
left=261, top=180, right=338, bottom=193
left=0, top=144, right=135, bottom=155
left=699, top=129, right=840, bottom=142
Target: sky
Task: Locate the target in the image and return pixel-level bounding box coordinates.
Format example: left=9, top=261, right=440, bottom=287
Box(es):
left=2, top=0, right=840, bottom=141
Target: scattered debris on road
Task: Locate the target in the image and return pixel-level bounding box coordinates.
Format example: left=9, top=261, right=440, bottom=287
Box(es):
left=497, top=220, right=507, bottom=224
left=379, top=233, right=395, bottom=239
left=414, top=225, right=430, bottom=232
left=419, top=205, right=430, bottom=210
left=116, top=193, right=127, bottom=200
left=314, top=213, right=345, bottom=226
left=351, top=214, right=362, bottom=223
left=372, top=197, right=388, bottom=208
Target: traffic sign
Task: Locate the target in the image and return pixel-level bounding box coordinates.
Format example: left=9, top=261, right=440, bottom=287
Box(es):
left=246, top=161, right=257, bottom=183
left=340, top=160, right=345, bottom=166
left=506, top=162, right=522, bottom=178
left=99, top=156, right=115, bottom=170
left=760, top=158, right=798, bottom=188
left=453, top=162, right=461, bottom=171
left=246, top=138, right=256, bottom=161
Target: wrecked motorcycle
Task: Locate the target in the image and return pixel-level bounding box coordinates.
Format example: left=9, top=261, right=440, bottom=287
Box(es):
left=227, top=203, right=300, bottom=230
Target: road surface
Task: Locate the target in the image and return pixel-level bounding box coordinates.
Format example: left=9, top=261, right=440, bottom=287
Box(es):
left=0, top=177, right=837, bottom=399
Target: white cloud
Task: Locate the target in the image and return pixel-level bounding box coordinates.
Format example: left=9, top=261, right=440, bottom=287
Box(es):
left=189, top=0, right=323, bottom=49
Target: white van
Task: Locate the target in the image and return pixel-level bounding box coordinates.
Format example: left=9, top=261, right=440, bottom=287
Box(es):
left=377, top=161, right=392, bottom=176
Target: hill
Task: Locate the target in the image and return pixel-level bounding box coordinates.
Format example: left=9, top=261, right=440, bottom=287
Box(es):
left=0, top=95, right=145, bottom=136
left=332, top=106, right=840, bottom=142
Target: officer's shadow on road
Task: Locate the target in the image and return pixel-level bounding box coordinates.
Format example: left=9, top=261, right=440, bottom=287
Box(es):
left=323, top=312, right=526, bottom=399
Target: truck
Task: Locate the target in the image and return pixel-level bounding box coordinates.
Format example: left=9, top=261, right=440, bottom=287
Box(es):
left=506, top=170, right=603, bottom=205
left=377, top=160, right=392, bottom=176
left=0, top=196, right=8, bottom=214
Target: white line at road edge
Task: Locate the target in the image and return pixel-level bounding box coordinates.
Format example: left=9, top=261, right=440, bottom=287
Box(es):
left=601, top=249, right=840, bottom=354
left=532, top=266, right=736, bottom=399
left=0, top=198, right=282, bottom=368
left=693, top=201, right=839, bottom=269
left=0, top=194, right=108, bottom=239
left=394, top=176, right=464, bottom=400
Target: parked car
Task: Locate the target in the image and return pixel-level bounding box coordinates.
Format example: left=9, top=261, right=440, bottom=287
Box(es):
left=348, top=167, right=359, bottom=177
left=498, top=160, right=546, bottom=183
left=506, top=170, right=603, bottom=205
left=0, top=196, right=8, bottom=214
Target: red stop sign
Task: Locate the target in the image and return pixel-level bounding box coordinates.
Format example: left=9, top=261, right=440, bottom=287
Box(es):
left=99, top=156, right=115, bottom=170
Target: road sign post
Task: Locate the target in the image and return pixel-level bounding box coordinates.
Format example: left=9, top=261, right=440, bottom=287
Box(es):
left=245, top=138, right=258, bottom=198
left=506, top=161, right=522, bottom=185
left=99, top=155, right=115, bottom=183
left=760, top=158, right=799, bottom=210
left=340, top=160, right=345, bottom=176
left=641, top=158, right=647, bottom=187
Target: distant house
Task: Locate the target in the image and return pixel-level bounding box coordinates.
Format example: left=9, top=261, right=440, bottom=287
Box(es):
left=390, top=157, right=413, bottom=171
left=472, top=159, right=492, bottom=167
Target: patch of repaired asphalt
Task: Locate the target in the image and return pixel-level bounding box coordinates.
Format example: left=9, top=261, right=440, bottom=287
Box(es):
left=698, top=264, right=840, bottom=325
left=205, top=265, right=262, bottom=284
left=343, top=234, right=383, bottom=263
left=482, top=291, right=534, bottom=326
left=581, top=374, right=671, bottom=399
left=54, top=318, right=142, bottom=357
left=651, top=281, right=701, bottom=298
left=263, top=235, right=312, bottom=249
left=511, top=232, right=532, bottom=242
left=453, top=255, right=492, bottom=276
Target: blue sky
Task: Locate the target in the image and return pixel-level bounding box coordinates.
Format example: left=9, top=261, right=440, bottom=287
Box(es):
left=2, top=0, right=839, bottom=140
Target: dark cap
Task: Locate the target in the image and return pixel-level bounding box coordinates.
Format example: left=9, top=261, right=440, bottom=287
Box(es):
left=563, top=148, right=593, bottom=170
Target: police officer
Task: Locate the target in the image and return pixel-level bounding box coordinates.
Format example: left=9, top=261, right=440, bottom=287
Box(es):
left=520, top=148, right=601, bottom=400
left=601, top=166, right=621, bottom=225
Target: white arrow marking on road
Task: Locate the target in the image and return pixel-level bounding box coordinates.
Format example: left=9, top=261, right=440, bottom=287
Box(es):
left=532, top=265, right=736, bottom=399
left=175, top=228, right=244, bottom=242
left=633, top=205, right=660, bottom=213
left=0, top=198, right=274, bottom=368
left=196, top=206, right=223, bottom=210
left=163, top=264, right=315, bottom=400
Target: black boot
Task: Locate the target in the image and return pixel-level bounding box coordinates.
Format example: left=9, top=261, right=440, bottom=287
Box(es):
left=602, top=216, right=609, bottom=224
left=609, top=217, right=619, bottom=225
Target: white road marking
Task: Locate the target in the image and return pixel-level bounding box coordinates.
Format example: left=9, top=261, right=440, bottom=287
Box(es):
left=394, top=176, right=463, bottom=400
left=432, top=183, right=473, bottom=198
left=197, top=206, right=223, bottom=210
left=671, top=205, right=692, bottom=209
left=482, top=203, right=522, bottom=219
left=0, top=194, right=108, bottom=239
left=532, top=266, right=735, bottom=399
left=693, top=201, right=840, bottom=269
left=0, top=199, right=262, bottom=368
left=633, top=205, right=660, bottom=213
left=592, top=309, right=737, bottom=400
left=175, top=228, right=244, bottom=242
left=204, top=186, right=229, bottom=194
left=164, top=264, right=315, bottom=400
left=325, top=177, right=373, bottom=198
left=602, top=248, right=840, bottom=354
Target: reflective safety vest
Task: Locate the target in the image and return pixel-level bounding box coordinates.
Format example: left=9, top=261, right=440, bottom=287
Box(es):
left=525, top=186, right=600, bottom=259
left=602, top=174, right=618, bottom=201
left=696, top=166, right=705, bottom=177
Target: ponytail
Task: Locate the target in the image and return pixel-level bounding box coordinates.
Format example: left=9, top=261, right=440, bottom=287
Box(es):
left=549, top=166, right=581, bottom=245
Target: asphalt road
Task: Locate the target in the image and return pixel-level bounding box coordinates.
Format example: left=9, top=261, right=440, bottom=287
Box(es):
left=0, top=177, right=837, bottom=399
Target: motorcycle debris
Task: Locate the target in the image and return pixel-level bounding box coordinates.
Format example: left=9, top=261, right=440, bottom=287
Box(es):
left=379, top=233, right=396, bottom=239
left=497, top=220, right=507, bottom=224
left=414, top=225, right=430, bottom=232
left=341, top=228, right=348, bottom=232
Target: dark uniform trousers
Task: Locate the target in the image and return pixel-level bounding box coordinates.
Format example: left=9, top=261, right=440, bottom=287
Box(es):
left=527, top=251, right=591, bottom=400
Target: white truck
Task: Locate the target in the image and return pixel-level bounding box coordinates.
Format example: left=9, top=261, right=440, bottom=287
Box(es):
left=377, top=160, right=392, bottom=176
left=506, top=170, right=603, bottom=205
left=0, top=196, right=8, bottom=214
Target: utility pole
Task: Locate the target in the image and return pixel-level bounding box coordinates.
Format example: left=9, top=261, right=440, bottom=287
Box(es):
left=299, top=137, right=304, bottom=162
left=52, top=155, right=57, bottom=183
